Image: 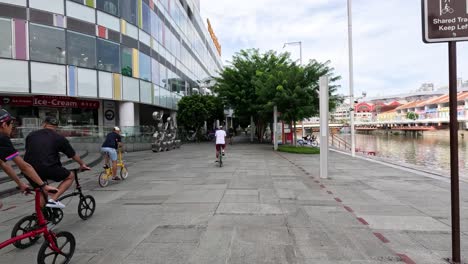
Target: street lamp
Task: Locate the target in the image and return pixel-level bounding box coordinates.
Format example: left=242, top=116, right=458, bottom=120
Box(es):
left=283, top=41, right=302, bottom=65
left=347, top=0, right=356, bottom=157
left=283, top=41, right=304, bottom=138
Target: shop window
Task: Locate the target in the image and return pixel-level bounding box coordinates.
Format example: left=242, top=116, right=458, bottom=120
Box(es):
left=120, top=0, right=136, bottom=25
left=121, top=45, right=133, bottom=77
left=139, top=52, right=151, bottom=81
left=31, top=62, right=66, bottom=95
left=97, top=0, right=119, bottom=16
left=67, top=31, right=96, bottom=69
left=97, top=38, right=120, bottom=72
left=0, top=59, right=28, bottom=93
left=0, top=18, right=11, bottom=58
left=30, top=23, right=66, bottom=64
left=142, top=2, right=150, bottom=33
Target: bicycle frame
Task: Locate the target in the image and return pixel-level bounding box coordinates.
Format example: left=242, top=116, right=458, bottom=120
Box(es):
left=0, top=189, right=61, bottom=253
left=58, top=169, right=84, bottom=201
left=117, top=148, right=124, bottom=167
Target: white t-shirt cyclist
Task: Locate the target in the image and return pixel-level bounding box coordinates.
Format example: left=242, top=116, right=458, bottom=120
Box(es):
left=215, top=129, right=226, bottom=145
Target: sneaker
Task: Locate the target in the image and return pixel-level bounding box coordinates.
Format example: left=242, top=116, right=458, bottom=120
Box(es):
left=46, top=199, right=65, bottom=209
left=215, top=160, right=219, bottom=163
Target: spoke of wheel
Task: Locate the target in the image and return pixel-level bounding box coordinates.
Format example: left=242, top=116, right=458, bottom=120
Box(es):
left=59, top=239, right=70, bottom=251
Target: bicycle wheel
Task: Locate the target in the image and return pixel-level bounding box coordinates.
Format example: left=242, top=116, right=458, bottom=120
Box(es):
left=120, top=165, right=128, bottom=179
left=11, top=215, right=40, bottom=249
left=98, top=172, right=109, bottom=187
left=78, top=195, right=96, bottom=220
left=37, top=231, right=75, bottom=264
left=311, top=141, right=318, bottom=147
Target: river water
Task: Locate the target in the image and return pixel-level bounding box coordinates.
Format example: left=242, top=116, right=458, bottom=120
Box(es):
left=338, top=133, right=468, bottom=179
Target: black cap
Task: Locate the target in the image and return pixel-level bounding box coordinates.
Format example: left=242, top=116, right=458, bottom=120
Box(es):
left=44, top=116, right=59, bottom=126
left=0, top=109, right=15, bottom=123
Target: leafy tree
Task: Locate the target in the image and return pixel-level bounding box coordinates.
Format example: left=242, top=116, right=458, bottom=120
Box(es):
left=216, top=48, right=342, bottom=144
left=177, top=95, right=224, bottom=140
left=406, top=111, right=419, bottom=120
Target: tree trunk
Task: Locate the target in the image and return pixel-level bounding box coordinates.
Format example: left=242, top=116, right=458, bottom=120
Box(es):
left=250, top=115, right=254, bottom=143
left=293, top=120, right=297, bottom=146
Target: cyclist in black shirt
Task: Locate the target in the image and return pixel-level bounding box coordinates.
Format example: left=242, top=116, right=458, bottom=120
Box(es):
left=24, top=116, right=90, bottom=208
left=101, top=127, right=122, bottom=180
left=0, top=110, right=57, bottom=208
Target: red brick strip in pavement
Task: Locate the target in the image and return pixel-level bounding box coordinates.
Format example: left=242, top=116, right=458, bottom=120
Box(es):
left=334, top=197, right=342, bottom=202
left=396, top=254, right=417, bottom=264
left=343, top=206, right=354, bottom=213
left=373, top=232, right=390, bottom=243
left=357, top=217, right=369, bottom=225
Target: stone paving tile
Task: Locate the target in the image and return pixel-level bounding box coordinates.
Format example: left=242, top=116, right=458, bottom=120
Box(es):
left=2, top=140, right=468, bottom=264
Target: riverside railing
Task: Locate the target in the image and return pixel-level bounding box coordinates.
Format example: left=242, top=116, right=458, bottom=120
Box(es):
left=11, top=125, right=157, bottom=152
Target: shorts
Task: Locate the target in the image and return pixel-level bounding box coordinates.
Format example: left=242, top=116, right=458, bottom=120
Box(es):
left=101, top=147, right=117, bottom=161
left=216, top=144, right=225, bottom=151
left=25, top=166, right=71, bottom=187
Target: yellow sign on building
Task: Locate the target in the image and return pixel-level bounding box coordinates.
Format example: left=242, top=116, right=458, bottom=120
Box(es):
left=207, top=19, right=221, bottom=56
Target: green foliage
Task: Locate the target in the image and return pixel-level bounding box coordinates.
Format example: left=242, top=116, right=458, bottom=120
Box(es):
left=406, top=112, right=419, bottom=120
left=215, top=48, right=342, bottom=139
left=177, top=95, right=224, bottom=132
left=277, top=145, right=320, bottom=154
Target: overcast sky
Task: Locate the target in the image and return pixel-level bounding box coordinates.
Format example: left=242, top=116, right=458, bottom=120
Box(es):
left=200, top=0, right=468, bottom=98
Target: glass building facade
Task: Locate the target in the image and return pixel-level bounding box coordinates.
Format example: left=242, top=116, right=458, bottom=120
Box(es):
left=0, top=0, right=223, bottom=127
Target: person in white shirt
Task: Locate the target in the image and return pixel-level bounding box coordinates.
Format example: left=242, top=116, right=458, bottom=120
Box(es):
left=215, top=126, right=227, bottom=162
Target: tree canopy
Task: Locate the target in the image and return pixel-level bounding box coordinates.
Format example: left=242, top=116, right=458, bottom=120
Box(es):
left=215, top=49, right=342, bottom=141
left=177, top=94, right=224, bottom=133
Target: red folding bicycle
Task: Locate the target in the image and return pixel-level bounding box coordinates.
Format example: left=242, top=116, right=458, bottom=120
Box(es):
left=0, top=187, right=76, bottom=264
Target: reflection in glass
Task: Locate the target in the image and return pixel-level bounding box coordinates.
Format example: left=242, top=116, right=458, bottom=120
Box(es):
left=97, top=39, right=120, bottom=72
left=120, top=0, right=137, bottom=25
left=30, top=23, right=66, bottom=64
left=97, top=0, right=119, bottom=16
left=67, top=31, right=96, bottom=68
left=121, top=46, right=133, bottom=77
left=142, top=2, right=150, bottom=33
left=0, top=18, right=12, bottom=58
left=139, top=52, right=151, bottom=81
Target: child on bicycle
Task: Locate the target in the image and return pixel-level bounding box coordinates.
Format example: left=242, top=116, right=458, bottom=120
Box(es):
left=215, top=125, right=226, bottom=162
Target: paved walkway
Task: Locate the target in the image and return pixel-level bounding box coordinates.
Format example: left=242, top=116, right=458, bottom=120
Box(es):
left=0, top=137, right=467, bottom=263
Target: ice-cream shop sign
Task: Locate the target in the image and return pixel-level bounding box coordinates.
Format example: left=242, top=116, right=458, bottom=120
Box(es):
left=0, top=96, right=100, bottom=109
left=422, top=0, right=468, bottom=43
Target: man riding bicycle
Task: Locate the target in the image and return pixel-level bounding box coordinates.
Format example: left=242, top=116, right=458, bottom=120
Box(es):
left=24, top=116, right=90, bottom=208
left=215, top=125, right=226, bottom=162
left=101, top=127, right=123, bottom=180
left=0, top=110, right=57, bottom=208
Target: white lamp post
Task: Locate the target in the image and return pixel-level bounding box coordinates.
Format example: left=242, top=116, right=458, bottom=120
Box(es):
left=347, top=0, right=356, bottom=157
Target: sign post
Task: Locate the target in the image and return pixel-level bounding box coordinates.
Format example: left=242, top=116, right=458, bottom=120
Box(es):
left=422, top=1, right=463, bottom=262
